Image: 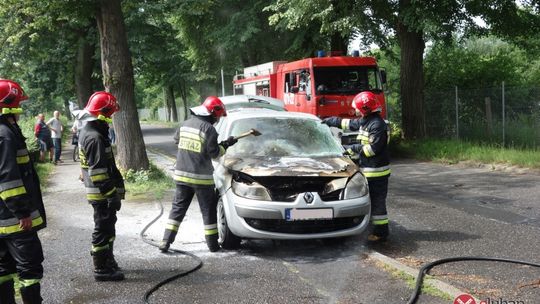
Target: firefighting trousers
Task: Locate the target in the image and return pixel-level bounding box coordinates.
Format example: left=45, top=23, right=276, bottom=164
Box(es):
left=162, top=184, right=218, bottom=243
left=368, top=176, right=389, bottom=236
left=0, top=232, right=44, bottom=298
left=91, top=203, right=117, bottom=254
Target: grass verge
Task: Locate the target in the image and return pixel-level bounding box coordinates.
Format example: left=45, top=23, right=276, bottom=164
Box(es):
left=34, top=162, right=56, bottom=189
left=392, top=139, right=540, bottom=169
left=123, top=162, right=172, bottom=200
left=374, top=260, right=453, bottom=301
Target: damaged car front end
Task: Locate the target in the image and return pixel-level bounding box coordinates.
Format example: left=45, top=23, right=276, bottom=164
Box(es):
left=213, top=108, right=370, bottom=248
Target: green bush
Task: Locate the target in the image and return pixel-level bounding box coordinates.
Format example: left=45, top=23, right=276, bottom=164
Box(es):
left=121, top=163, right=171, bottom=199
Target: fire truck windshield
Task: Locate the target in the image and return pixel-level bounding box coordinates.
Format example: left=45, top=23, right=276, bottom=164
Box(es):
left=313, top=66, right=382, bottom=95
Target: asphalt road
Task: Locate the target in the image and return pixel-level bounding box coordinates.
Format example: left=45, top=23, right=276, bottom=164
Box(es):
left=141, top=124, right=540, bottom=304
left=33, top=125, right=540, bottom=304
left=38, top=127, right=446, bottom=304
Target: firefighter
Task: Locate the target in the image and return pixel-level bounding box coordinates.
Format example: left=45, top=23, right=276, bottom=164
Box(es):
left=77, top=91, right=125, bottom=281
left=0, top=79, right=46, bottom=303
left=159, top=96, right=237, bottom=253
left=322, top=91, right=391, bottom=242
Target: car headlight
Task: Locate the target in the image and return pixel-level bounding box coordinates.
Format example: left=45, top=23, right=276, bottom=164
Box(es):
left=231, top=180, right=272, bottom=201
left=343, top=173, right=369, bottom=199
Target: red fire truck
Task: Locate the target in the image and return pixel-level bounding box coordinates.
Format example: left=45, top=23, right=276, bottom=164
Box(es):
left=232, top=52, right=387, bottom=123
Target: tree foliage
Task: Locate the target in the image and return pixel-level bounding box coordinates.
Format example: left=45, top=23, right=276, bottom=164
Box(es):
left=266, top=0, right=540, bottom=139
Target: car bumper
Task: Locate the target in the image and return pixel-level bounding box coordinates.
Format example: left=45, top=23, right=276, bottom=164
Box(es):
left=222, top=189, right=370, bottom=240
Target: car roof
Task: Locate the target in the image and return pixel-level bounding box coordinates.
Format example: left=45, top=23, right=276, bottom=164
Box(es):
left=220, top=95, right=285, bottom=111
left=226, top=107, right=319, bottom=121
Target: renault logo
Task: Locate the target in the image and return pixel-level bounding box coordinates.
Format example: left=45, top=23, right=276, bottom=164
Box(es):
left=303, top=192, right=314, bottom=204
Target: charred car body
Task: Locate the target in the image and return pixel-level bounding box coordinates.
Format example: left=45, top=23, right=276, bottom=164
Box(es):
left=213, top=95, right=371, bottom=248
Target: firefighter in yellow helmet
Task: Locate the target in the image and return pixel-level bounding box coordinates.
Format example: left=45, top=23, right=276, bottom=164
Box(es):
left=77, top=91, right=125, bottom=281
left=160, top=96, right=237, bottom=253
left=0, top=79, right=46, bottom=303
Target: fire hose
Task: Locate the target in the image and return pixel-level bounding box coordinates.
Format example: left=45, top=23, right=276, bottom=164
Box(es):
left=139, top=201, right=203, bottom=304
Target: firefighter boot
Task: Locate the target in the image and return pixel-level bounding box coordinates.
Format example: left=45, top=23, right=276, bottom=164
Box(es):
left=107, top=243, right=121, bottom=271
left=92, top=250, right=125, bottom=281
left=205, top=234, right=220, bottom=252
left=158, top=241, right=170, bottom=253
left=368, top=223, right=389, bottom=243
left=20, top=283, right=42, bottom=304
left=0, top=279, right=16, bottom=304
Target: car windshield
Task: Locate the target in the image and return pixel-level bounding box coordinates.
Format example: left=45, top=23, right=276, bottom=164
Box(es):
left=314, top=66, right=381, bottom=95
left=226, top=117, right=343, bottom=158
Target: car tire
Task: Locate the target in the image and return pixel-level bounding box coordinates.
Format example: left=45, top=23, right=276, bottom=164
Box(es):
left=217, top=197, right=241, bottom=249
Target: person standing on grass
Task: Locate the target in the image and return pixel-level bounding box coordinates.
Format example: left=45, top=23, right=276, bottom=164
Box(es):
left=34, top=114, right=53, bottom=163
left=46, top=111, right=63, bottom=164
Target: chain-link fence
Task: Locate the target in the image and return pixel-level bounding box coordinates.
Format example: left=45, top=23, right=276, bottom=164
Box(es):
left=424, top=83, right=540, bottom=149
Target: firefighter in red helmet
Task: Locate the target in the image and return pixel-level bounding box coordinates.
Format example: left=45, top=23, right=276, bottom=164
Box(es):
left=0, top=79, right=46, bottom=303
left=322, top=91, right=391, bottom=242
left=77, top=91, right=125, bottom=281
left=160, top=96, right=237, bottom=253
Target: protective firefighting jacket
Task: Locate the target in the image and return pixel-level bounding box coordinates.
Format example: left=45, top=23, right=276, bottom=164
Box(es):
left=325, top=113, right=390, bottom=180
left=0, top=118, right=46, bottom=237
left=78, top=120, right=125, bottom=203
left=173, top=115, right=225, bottom=187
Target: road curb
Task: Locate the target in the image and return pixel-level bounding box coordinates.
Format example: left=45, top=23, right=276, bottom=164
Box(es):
left=367, top=251, right=480, bottom=302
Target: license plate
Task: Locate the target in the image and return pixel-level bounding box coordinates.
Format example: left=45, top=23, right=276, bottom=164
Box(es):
left=285, top=208, right=333, bottom=221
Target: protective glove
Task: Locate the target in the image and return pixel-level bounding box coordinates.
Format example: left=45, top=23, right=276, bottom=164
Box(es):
left=320, top=117, right=333, bottom=125
left=107, top=194, right=122, bottom=211
left=219, top=136, right=238, bottom=149
left=342, top=144, right=356, bottom=156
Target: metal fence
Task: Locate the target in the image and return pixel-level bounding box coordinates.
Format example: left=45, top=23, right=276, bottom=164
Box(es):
left=424, top=83, right=540, bottom=149
left=138, top=106, right=188, bottom=122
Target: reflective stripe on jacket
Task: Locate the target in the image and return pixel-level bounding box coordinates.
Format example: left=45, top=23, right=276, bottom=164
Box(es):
left=78, top=121, right=125, bottom=203
left=0, top=121, right=46, bottom=237
left=325, top=114, right=390, bottom=179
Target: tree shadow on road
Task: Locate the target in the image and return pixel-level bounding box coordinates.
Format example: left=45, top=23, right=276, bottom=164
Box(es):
left=370, top=222, right=482, bottom=257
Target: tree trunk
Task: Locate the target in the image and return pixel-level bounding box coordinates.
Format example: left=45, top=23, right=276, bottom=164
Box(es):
left=74, top=28, right=95, bottom=109
left=163, top=85, right=178, bottom=122
left=397, top=21, right=426, bottom=139
left=179, top=79, right=189, bottom=121
left=330, top=33, right=347, bottom=54
left=163, top=87, right=171, bottom=121
left=169, top=86, right=179, bottom=122
left=96, top=0, right=149, bottom=170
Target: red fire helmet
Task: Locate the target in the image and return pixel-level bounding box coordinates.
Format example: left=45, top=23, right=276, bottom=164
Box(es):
left=85, top=91, right=120, bottom=118
left=352, top=91, right=381, bottom=116
left=190, top=96, right=227, bottom=118
left=0, top=79, right=28, bottom=109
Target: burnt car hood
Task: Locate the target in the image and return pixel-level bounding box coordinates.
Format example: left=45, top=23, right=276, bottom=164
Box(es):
left=222, top=156, right=357, bottom=177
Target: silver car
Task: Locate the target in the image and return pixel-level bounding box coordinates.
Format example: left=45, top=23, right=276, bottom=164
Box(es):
left=213, top=97, right=371, bottom=249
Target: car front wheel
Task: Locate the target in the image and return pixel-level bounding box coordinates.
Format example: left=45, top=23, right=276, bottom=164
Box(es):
left=217, top=197, right=241, bottom=249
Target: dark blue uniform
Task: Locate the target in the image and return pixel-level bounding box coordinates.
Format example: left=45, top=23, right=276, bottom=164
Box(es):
left=324, top=113, right=391, bottom=239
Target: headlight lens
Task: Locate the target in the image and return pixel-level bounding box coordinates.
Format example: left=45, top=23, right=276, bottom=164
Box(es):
left=343, top=173, right=369, bottom=199
left=231, top=180, right=272, bottom=201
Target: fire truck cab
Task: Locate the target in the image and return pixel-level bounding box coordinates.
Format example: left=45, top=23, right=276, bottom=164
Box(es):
left=233, top=52, right=387, bottom=143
